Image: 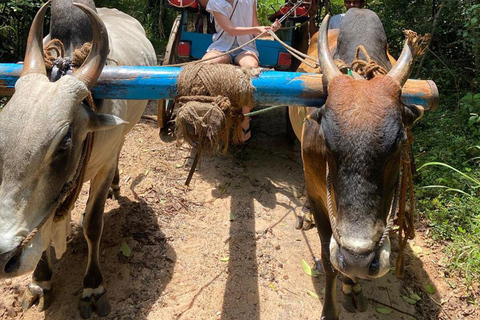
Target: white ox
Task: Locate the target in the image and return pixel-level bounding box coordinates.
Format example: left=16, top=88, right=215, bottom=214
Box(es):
left=0, top=0, right=156, bottom=318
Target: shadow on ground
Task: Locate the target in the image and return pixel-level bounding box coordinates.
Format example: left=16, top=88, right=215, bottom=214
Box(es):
left=35, top=195, right=176, bottom=319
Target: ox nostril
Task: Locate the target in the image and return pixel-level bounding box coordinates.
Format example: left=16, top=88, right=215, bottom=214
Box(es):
left=369, top=256, right=380, bottom=275
left=4, top=249, right=22, bottom=274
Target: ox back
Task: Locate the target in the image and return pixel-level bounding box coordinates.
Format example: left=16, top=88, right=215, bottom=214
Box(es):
left=334, top=8, right=392, bottom=70
left=50, top=0, right=96, bottom=54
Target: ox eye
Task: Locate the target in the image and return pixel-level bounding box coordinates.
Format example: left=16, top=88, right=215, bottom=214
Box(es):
left=58, top=130, right=72, bottom=153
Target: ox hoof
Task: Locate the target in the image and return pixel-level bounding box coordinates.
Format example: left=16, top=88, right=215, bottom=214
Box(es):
left=79, top=288, right=111, bottom=319
left=342, top=290, right=367, bottom=313
left=108, top=186, right=121, bottom=200
left=21, top=282, right=52, bottom=312
left=302, top=212, right=316, bottom=230
left=295, top=214, right=316, bottom=230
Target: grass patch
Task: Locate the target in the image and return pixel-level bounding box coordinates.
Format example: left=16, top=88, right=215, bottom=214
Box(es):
left=413, top=99, right=480, bottom=287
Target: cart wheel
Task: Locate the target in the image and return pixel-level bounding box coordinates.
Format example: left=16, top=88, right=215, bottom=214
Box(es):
left=158, top=14, right=182, bottom=129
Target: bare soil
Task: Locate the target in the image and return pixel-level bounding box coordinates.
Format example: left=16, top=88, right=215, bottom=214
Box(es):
left=0, top=102, right=478, bottom=320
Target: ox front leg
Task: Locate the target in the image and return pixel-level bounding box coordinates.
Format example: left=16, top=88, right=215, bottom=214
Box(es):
left=341, top=276, right=367, bottom=313
left=310, top=198, right=339, bottom=320
left=108, top=152, right=121, bottom=200
left=108, top=164, right=121, bottom=200
left=79, top=170, right=114, bottom=319
left=21, top=249, right=53, bottom=312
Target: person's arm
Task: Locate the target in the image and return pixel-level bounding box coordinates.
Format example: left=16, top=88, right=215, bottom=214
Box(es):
left=213, top=11, right=270, bottom=37
left=252, top=1, right=280, bottom=33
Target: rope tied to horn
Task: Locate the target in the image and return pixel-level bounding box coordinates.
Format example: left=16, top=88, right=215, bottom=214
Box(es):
left=175, top=63, right=257, bottom=153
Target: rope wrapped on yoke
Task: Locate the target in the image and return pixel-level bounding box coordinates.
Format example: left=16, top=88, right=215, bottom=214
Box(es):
left=175, top=63, right=257, bottom=153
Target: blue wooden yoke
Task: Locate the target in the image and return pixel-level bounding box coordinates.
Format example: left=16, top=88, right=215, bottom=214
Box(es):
left=0, top=64, right=438, bottom=110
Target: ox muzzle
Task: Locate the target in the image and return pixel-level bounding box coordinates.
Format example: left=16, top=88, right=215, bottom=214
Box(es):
left=0, top=247, right=24, bottom=275
left=329, top=235, right=391, bottom=280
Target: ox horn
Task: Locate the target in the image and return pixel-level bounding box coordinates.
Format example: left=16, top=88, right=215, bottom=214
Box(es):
left=317, top=14, right=342, bottom=83
left=72, top=3, right=109, bottom=89
left=21, top=1, right=51, bottom=77
left=386, top=30, right=429, bottom=87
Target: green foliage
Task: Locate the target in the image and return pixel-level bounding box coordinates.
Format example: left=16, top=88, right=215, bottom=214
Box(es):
left=414, top=99, right=480, bottom=286
left=0, top=1, right=45, bottom=62
left=257, top=0, right=281, bottom=26
left=460, top=92, right=480, bottom=128
left=370, top=0, right=479, bottom=96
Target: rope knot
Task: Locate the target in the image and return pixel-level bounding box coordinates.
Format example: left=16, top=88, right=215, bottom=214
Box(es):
left=43, top=39, right=93, bottom=82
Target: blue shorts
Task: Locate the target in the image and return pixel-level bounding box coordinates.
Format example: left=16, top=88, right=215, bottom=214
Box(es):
left=228, top=39, right=243, bottom=61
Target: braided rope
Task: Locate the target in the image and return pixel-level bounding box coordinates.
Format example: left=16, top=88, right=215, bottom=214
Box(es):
left=350, top=45, right=388, bottom=79
left=326, top=162, right=342, bottom=246
left=43, top=39, right=66, bottom=69
left=395, top=128, right=416, bottom=278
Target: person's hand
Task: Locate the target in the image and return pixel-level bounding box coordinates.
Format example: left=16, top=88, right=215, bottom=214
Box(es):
left=271, top=19, right=281, bottom=32
left=255, top=26, right=271, bottom=36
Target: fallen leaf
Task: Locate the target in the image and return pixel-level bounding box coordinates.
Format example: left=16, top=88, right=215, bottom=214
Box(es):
left=376, top=306, right=393, bottom=315
left=175, top=164, right=183, bottom=168
left=426, top=284, right=436, bottom=294
left=409, top=243, right=423, bottom=255
left=446, top=280, right=456, bottom=289
left=307, top=290, right=319, bottom=299
left=402, top=295, right=418, bottom=305
left=301, top=259, right=319, bottom=277
left=219, top=257, right=229, bottom=262
left=120, top=242, right=131, bottom=257
left=144, top=169, right=149, bottom=176
left=407, top=288, right=421, bottom=301
left=321, top=287, right=326, bottom=295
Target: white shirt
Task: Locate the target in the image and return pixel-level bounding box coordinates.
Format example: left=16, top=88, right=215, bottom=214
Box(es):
left=328, top=13, right=345, bottom=29
left=206, top=0, right=259, bottom=55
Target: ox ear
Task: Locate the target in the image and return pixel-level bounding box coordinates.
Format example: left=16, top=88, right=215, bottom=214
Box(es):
left=82, top=103, right=128, bottom=132
left=308, top=106, right=326, bottom=124
left=403, top=104, right=424, bottom=126
left=88, top=113, right=128, bottom=132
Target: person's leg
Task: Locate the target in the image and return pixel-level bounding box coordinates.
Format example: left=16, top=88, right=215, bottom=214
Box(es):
left=201, top=50, right=232, bottom=64
left=235, top=51, right=259, bottom=68
left=235, top=51, right=259, bottom=142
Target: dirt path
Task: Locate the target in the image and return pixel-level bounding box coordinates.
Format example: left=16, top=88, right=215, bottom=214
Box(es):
left=0, top=102, right=477, bottom=320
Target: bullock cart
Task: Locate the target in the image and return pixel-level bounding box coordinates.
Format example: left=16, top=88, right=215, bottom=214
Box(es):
left=0, top=5, right=438, bottom=318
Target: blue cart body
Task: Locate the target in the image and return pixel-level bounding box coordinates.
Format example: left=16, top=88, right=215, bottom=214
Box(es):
left=173, top=10, right=294, bottom=69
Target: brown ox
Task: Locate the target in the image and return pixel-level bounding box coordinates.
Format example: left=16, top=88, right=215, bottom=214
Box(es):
left=290, top=9, right=424, bottom=320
